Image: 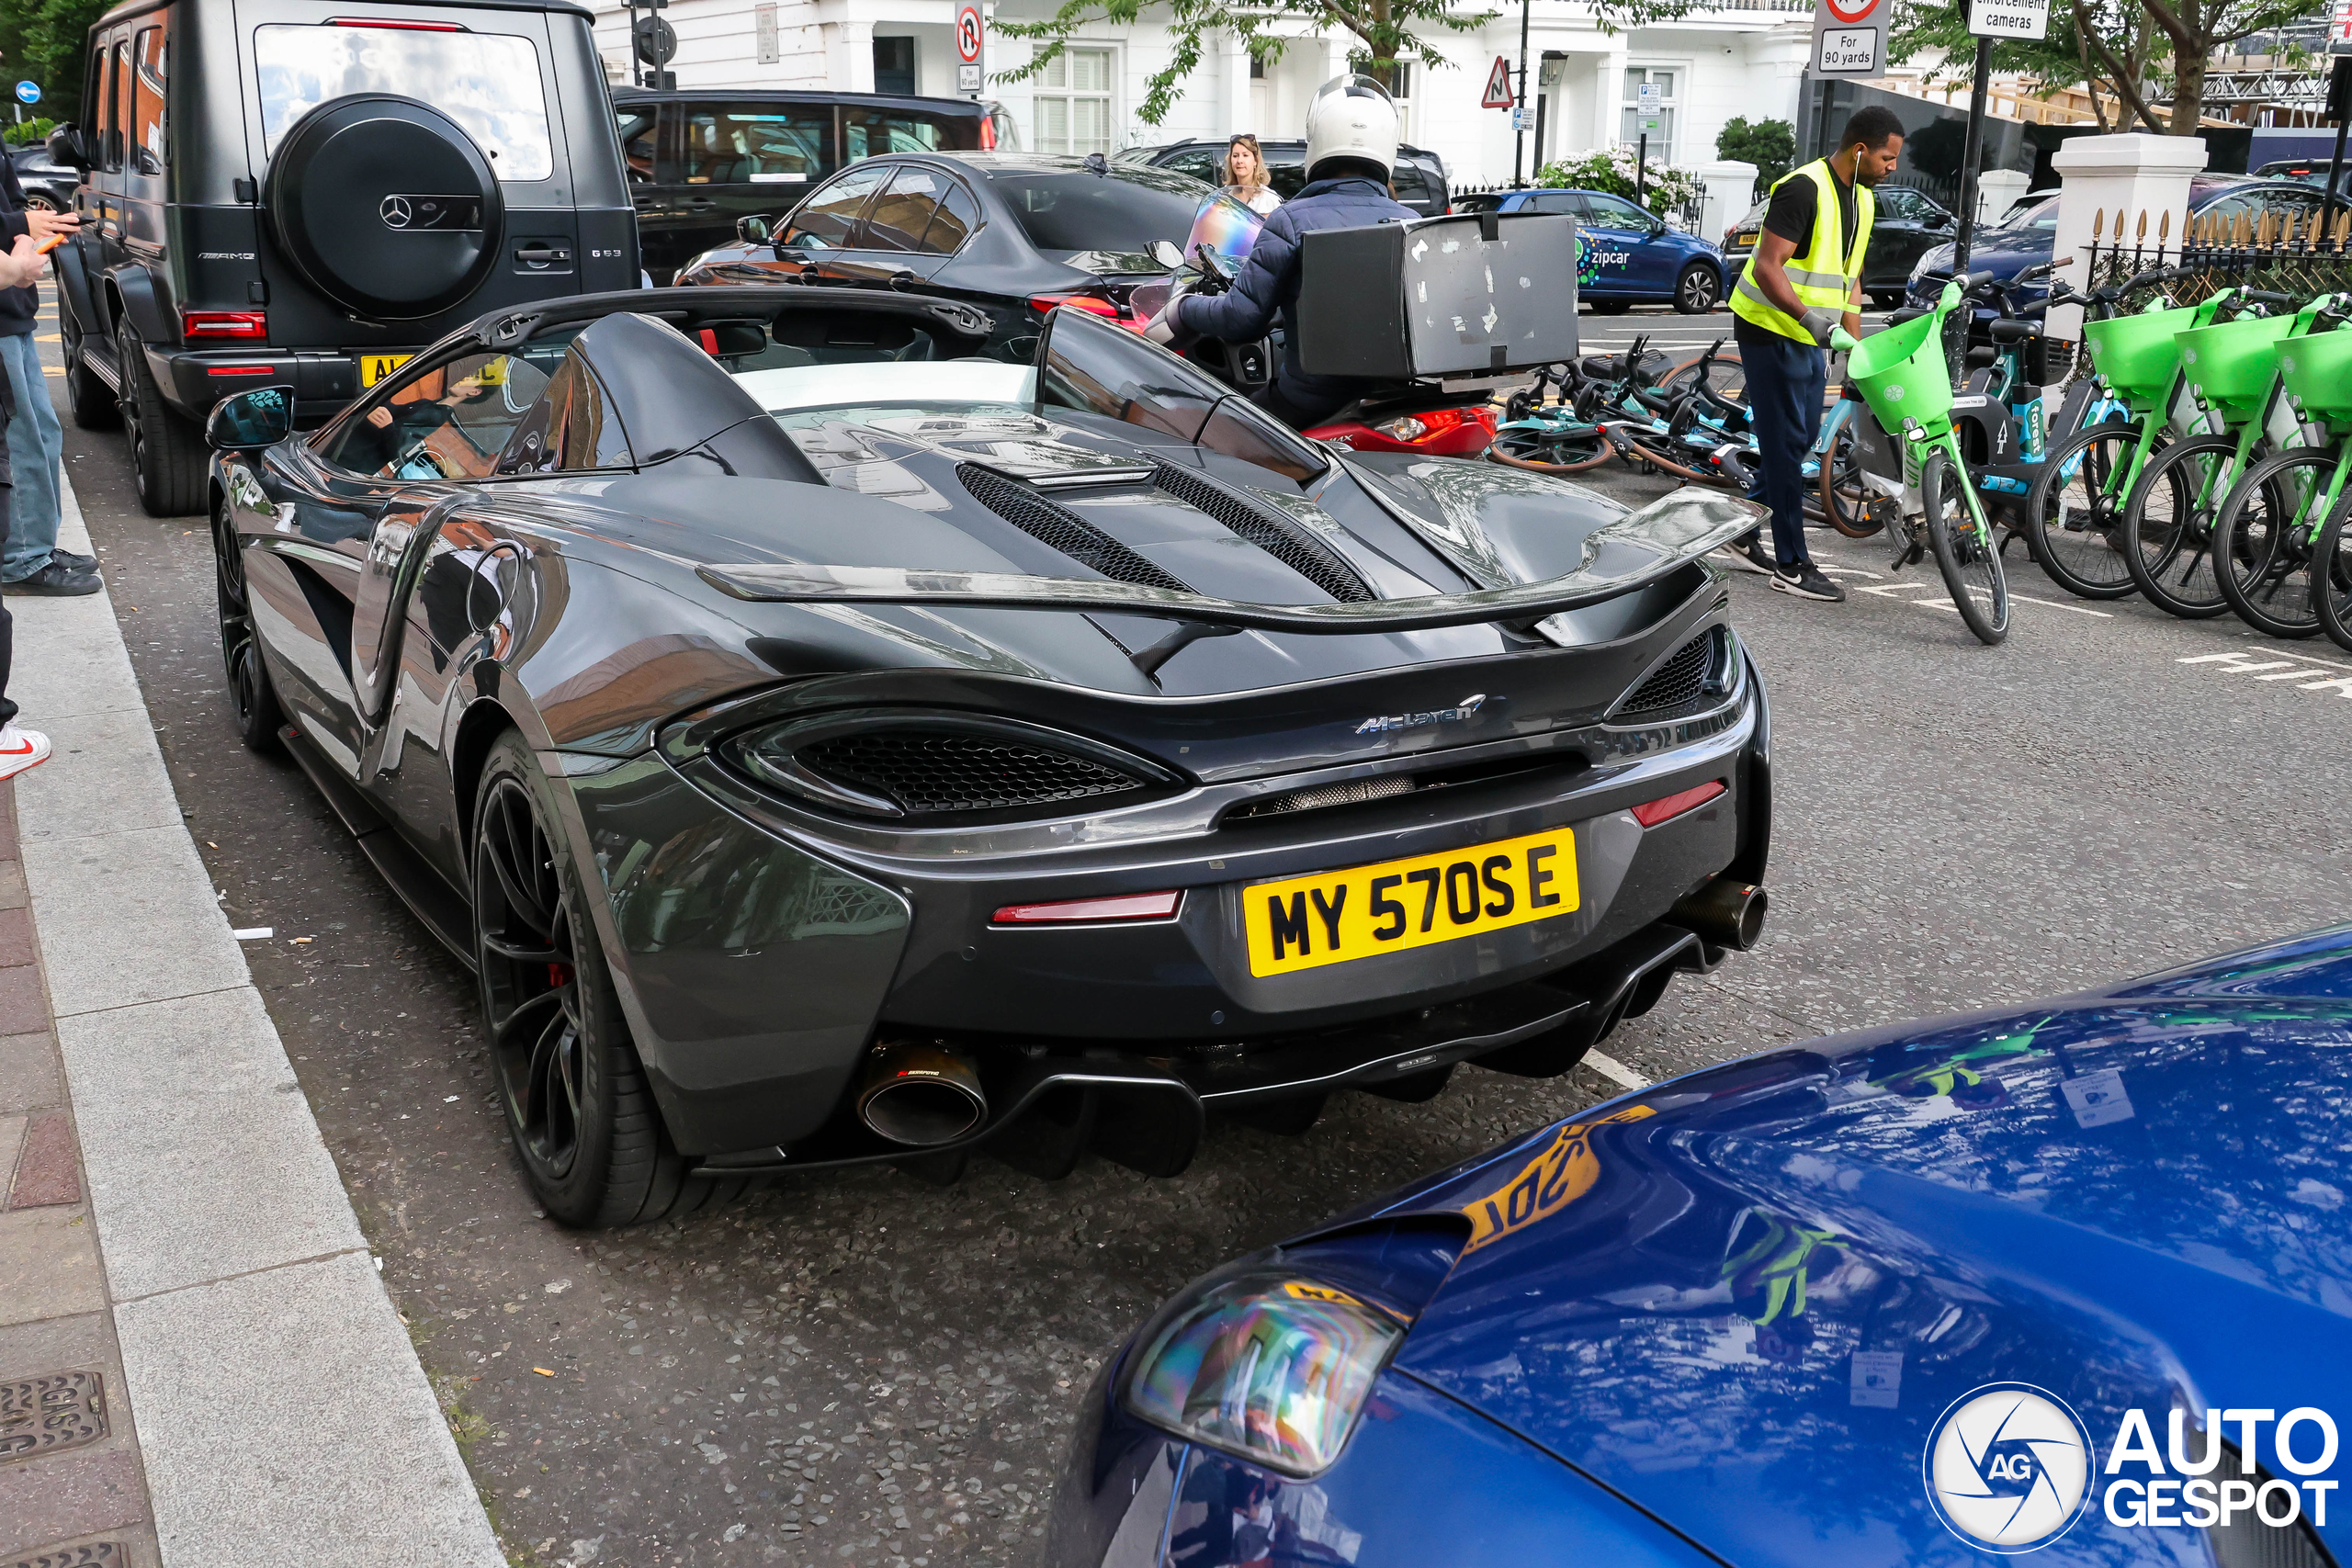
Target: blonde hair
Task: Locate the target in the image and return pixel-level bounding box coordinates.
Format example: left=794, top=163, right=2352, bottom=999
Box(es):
left=1221, top=134, right=1268, bottom=194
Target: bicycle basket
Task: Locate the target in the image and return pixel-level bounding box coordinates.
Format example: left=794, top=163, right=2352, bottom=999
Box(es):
left=2279, top=325, right=2352, bottom=425
left=2173, top=312, right=2296, bottom=421
left=1848, top=309, right=1953, bottom=434
left=2081, top=302, right=2199, bottom=409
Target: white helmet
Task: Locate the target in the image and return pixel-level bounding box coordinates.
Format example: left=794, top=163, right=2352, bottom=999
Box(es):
left=1304, top=73, right=1398, bottom=183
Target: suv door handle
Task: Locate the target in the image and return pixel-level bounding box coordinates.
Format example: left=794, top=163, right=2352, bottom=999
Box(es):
left=514, top=243, right=574, bottom=268
left=685, top=197, right=718, bottom=210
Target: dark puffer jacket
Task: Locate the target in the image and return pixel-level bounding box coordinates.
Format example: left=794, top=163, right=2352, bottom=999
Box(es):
left=1179, top=175, right=1415, bottom=419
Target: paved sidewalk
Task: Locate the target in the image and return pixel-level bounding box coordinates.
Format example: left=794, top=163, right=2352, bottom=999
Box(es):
left=0, top=464, right=505, bottom=1567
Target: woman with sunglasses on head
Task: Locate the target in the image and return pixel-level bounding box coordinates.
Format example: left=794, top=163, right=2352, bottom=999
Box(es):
left=1220, top=134, right=1283, bottom=215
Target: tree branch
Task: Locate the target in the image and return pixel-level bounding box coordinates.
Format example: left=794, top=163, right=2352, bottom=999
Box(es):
left=2075, top=0, right=2168, bottom=130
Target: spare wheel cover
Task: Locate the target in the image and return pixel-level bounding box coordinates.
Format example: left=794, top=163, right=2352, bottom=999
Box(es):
left=263, top=94, right=505, bottom=320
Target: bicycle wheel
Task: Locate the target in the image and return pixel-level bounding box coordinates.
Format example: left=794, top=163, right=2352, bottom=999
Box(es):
left=2314, top=490, right=2352, bottom=653
left=1661, top=350, right=1744, bottom=403
left=2022, top=416, right=2145, bottom=600
left=1619, top=432, right=1722, bottom=484
left=2121, top=434, right=2241, bottom=619
left=1923, top=448, right=2009, bottom=645
left=1818, top=422, right=1884, bottom=537
left=2211, top=446, right=2328, bottom=638
left=1489, top=426, right=1614, bottom=473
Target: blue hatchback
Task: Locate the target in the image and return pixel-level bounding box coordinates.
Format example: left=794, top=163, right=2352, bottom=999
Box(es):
left=1046, top=925, right=2352, bottom=1567
left=1456, top=187, right=1728, bottom=314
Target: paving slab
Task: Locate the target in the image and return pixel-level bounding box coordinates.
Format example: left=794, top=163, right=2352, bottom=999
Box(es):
left=0, top=1033, right=60, bottom=1115
left=57, top=987, right=362, bottom=1302
left=0, top=1448, right=150, bottom=1559
left=20, top=827, right=244, bottom=1020
left=114, top=1250, right=504, bottom=1568
left=11, top=1111, right=81, bottom=1208
left=0, top=1208, right=104, bottom=1327
left=11, top=713, right=181, bottom=847
left=5, top=594, right=141, bottom=726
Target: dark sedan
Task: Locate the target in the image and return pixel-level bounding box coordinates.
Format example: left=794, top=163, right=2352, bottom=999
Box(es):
left=1119, top=138, right=1450, bottom=216
left=203, top=282, right=1770, bottom=1227
left=1724, top=179, right=1956, bottom=306
left=1047, top=924, right=2352, bottom=1567
left=7, top=141, right=78, bottom=212
left=676, top=152, right=1210, bottom=354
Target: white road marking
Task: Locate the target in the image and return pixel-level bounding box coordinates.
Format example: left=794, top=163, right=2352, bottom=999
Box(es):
left=1585, top=1049, right=1651, bottom=1090
left=2177, top=649, right=2352, bottom=698
left=2008, top=592, right=2114, bottom=618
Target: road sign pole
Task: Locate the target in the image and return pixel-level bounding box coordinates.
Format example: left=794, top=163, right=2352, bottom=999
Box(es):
left=1512, top=0, right=1531, bottom=188
left=1951, top=33, right=1993, bottom=274
left=1636, top=132, right=1648, bottom=206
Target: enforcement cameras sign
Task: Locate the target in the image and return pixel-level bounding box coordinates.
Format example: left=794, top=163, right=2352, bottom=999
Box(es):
left=1969, top=0, right=2049, bottom=39
left=1811, top=0, right=1887, bottom=76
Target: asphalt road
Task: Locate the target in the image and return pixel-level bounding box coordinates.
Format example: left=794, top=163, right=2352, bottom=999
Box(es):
left=40, top=300, right=2352, bottom=1568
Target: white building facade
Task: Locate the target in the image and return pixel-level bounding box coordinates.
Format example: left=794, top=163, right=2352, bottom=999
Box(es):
left=590, top=0, right=1815, bottom=194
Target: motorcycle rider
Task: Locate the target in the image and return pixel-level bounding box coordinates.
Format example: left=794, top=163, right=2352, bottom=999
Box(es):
left=1152, top=76, right=1416, bottom=430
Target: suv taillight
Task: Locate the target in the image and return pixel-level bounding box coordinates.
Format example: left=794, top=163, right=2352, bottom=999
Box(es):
left=979, top=115, right=996, bottom=151
left=182, top=310, right=267, bottom=340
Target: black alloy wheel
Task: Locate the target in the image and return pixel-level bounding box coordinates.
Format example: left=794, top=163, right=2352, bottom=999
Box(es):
left=210, top=501, right=283, bottom=752
left=469, top=731, right=745, bottom=1227
left=117, top=320, right=209, bottom=516
left=1673, top=264, right=1721, bottom=315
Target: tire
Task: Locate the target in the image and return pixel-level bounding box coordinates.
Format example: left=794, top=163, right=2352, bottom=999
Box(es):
left=2314, top=492, right=2352, bottom=653
left=117, top=321, right=209, bottom=517
left=21, top=194, right=60, bottom=214
left=2121, top=434, right=2242, bottom=619
left=1819, top=423, right=1884, bottom=537
left=2211, top=446, right=2327, bottom=638
left=1923, top=448, right=2009, bottom=645
left=1588, top=299, right=1633, bottom=315
left=2022, top=417, right=2145, bottom=600
left=211, top=497, right=283, bottom=753
left=1488, top=428, right=1613, bottom=473
left=471, top=731, right=748, bottom=1228
left=1620, top=433, right=1720, bottom=483
left=1673, top=264, right=1721, bottom=315
left=60, top=310, right=119, bottom=431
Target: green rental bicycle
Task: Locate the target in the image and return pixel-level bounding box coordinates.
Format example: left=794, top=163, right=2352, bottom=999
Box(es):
left=2021, top=267, right=2226, bottom=601
left=1845, top=273, right=2009, bottom=645
left=2206, top=298, right=2352, bottom=638
left=2118, top=288, right=2317, bottom=619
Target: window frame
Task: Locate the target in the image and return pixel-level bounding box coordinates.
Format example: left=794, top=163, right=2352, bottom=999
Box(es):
left=1031, top=43, right=1116, bottom=156
left=778, top=162, right=894, bottom=251
left=1617, top=62, right=1683, bottom=164
left=130, top=22, right=166, bottom=176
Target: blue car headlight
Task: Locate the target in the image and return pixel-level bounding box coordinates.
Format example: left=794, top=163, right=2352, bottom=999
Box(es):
left=1122, top=1269, right=1407, bottom=1478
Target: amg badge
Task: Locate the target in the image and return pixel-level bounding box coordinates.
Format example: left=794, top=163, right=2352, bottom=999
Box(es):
left=1355, top=694, right=1487, bottom=736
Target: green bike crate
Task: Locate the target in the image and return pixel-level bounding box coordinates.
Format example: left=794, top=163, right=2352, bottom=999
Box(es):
left=2082, top=302, right=2200, bottom=408
left=2279, top=326, right=2352, bottom=424
left=1848, top=309, right=1953, bottom=434
left=2174, top=312, right=2297, bottom=421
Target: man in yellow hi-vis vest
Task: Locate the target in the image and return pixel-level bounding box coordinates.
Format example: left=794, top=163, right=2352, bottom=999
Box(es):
left=1721, top=106, right=1907, bottom=603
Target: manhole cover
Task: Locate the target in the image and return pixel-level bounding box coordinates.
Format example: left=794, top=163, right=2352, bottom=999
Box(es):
left=6, top=1542, right=122, bottom=1568
left=0, top=1371, right=107, bottom=1463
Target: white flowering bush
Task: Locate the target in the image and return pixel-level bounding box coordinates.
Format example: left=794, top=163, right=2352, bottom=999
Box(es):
left=1537, top=148, right=1706, bottom=225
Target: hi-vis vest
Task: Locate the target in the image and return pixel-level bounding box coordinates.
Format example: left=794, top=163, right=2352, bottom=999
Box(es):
left=1730, top=159, right=1873, bottom=344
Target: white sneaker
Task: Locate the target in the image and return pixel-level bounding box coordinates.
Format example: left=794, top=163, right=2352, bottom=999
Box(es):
left=0, top=724, right=51, bottom=781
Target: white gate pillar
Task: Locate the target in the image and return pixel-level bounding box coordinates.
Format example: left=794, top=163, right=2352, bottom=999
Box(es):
left=2047, top=133, right=2206, bottom=341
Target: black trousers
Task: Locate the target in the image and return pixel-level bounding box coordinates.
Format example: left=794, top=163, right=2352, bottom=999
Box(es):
left=1739, top=331, right=1827, bottom=566
left=0, top=412, right=14, bottom=727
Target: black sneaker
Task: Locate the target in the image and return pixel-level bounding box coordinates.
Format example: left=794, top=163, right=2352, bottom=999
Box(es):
left=1713, top=536, right=1775, bottom=576
left=1770, top=561, right=1846, bottom=603
left=2, top=561, right=100, bottom=597
left=49, top=549, right=95, bottom=571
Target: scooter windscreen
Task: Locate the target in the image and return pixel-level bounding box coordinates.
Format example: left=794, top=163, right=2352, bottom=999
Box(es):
left=1185, top=192, right=1264, bottom=271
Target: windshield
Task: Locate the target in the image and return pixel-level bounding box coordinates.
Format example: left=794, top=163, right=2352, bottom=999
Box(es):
left=995, top=165, right=1206, bottom=258
left=1185, top=193, right=1263, bottom=268
left=254, top=25, right=552, bottom=182
left=1999, top=196, right=2061, bottom=231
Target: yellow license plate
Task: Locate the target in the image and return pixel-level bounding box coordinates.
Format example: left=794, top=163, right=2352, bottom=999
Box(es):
left=358, top=354, right=413, bottom=387
left=1242, top=826, right=1579, bottom=978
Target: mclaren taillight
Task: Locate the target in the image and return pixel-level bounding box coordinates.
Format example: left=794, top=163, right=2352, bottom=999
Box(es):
left=1631, top=779, right=1725, bottom=827
left=990, top=891, right=1182, bottom=925
left=1124, top=1270, right=1406, bottom=1477
left=1031, top=294, right=1121, bottom=319
left=182, top=310, right=267, bottom=341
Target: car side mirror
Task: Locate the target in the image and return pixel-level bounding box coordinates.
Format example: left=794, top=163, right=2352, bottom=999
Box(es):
left=206, top=386, right=294, bottom=452
left=1149, top=238, right=1184, bottom=269
left=1927, top=210, right=1953, bottom=228
left=46, top=126, right=89, bottom=173
left=737, top=215, right=771, bottom=245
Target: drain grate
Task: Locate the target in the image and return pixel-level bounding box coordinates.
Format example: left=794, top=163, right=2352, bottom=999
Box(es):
left=7, top=1544, right=124, bottom=1568
left=0, top=1371, right=107, bottom=1464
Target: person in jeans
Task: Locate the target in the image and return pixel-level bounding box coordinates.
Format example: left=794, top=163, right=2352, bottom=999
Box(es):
left=1717, top=105, right=1907, bottom=604
left=0, top=230, right=57, bottom=779
left=0, top=153, right=95, bottom=598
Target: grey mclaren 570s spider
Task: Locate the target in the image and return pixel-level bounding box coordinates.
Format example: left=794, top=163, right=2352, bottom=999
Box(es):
left=206, top=284, right=1775, bottom=1226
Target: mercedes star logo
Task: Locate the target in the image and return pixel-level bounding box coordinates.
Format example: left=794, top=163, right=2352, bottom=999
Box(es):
left=379, top=195, right=413, bottom=231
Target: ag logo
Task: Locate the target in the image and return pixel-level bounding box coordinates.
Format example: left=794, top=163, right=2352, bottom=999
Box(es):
left=380, top=195, right=413, bottom=231
left=1924, top=1382, right=2093, bottom=1552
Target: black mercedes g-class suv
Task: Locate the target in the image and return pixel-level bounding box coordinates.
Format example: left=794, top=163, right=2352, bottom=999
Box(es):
left=48, top=0, right=639, bottom=514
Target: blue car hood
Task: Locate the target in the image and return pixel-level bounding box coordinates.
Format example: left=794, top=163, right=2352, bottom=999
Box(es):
left=1377, top=926, right=2352, bottom=1566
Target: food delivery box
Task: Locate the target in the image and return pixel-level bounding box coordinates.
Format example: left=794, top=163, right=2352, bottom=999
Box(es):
left=1295, top=209, right=1580, bottom=380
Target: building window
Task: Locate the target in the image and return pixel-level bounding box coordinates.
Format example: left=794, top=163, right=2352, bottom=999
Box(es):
left=1387, top=62, right=1412, bottom=140
left=874, top=37, right=916, bottom=96
left=1619, top=66, right=1678, bottom=162
left=1034, top=45, right=1114, bottom=154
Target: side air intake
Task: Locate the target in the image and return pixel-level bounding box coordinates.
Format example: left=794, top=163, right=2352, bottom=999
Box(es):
left=1611, top=629, right=1733, bottom=723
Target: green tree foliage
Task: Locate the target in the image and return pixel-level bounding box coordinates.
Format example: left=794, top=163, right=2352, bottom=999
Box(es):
left=0, top=0, right=108, bottom=129
left=3, top=117, right=59, bottom=145
left=1715, top=117, right=1794, bottom=186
